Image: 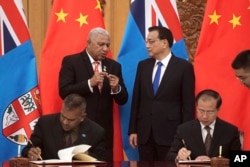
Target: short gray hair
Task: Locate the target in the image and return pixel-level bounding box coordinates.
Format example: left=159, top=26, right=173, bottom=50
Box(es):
left=87, top=27, right=109, bottom=42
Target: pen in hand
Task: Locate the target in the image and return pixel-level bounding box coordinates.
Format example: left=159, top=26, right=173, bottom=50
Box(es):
left=181, top=139, right=191, bottom=160
left=28, top=139, right=43, bottom=160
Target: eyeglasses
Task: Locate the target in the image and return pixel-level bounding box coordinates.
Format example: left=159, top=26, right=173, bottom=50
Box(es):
left=145, top=39, right=161, bottom=45
left=236, top=74, right=250, bottom=83
left=197, top=109, right=216, bottom=115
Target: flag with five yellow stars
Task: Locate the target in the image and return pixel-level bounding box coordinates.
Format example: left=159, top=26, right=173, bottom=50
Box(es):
left=40, top=0, right=104, bottom=114
left=194, top=0, right=250, bottom=149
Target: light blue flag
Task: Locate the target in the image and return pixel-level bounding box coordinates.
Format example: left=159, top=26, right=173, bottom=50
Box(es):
left=0, top=0, right=41, bottom=163
left=117, top=0, right=188, bottom=160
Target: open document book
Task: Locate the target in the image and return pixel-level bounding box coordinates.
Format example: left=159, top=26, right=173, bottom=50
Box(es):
left=30, top=144, right=104, bottom=165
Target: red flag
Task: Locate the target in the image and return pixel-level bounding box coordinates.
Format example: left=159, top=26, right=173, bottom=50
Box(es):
left=194, top=0, right=250, bottom=149
left=40, top=0, right=104, bottom=114
left=113, top=103, right=124, bottom=161
left=39, top=0, right=123, bottom=160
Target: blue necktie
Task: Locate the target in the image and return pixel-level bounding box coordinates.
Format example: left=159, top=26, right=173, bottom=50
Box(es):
left=153, top=62, right=162, bottom=95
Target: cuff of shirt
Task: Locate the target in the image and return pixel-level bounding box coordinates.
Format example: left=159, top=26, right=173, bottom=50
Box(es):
left=88, top=79, right=94, bottom=93
left=111, top=85, right=121, bottom=94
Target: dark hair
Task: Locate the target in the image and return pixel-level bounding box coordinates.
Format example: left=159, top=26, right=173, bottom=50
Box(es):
left=63, top=94, right=86, bottom=114
left=195, top=89, right=222, bottom=109
left=148, top=26, right=173, bottom=47
left=232, top=50, right=250, bottom=71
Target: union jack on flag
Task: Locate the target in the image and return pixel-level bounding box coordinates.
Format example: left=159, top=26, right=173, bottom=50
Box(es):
left=0, top=0, right=40, bottom=162
left=117, top=0, right=188, bottom=160
left=130, top=0, right=188, bottom=59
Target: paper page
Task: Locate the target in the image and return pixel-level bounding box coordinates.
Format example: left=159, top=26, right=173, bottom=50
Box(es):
left=73, top=153, right=97, bottom=161
left=178, top=159, right=211, bottom=164
left=58, top=144, right=91, bottom=161
left=30, top=159, right=70, bottom=164
left=30, top=159, right=105, bottom=165
left=72, top=144, right=91, bottom=155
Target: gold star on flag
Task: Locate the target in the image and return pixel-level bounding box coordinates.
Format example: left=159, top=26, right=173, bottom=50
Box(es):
left=228, top=14, right=241, bottom=29
left=95, top=0, right=102, bottom=12
left=208, top=10, right=221, bottom=24
left=76, top=13, right=88, bottom=27
left=55, top=8, right=68, bottom=22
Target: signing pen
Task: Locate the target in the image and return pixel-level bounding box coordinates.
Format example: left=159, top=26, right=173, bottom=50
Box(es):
left=181, top=139, right=191, bottom=160
left=28, top=139, right=43, bottom=160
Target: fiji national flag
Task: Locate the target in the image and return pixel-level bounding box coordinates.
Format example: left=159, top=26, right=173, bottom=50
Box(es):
left=117, top=0, right=188, bottom=160
left=0, top=0, right=41, bottom=163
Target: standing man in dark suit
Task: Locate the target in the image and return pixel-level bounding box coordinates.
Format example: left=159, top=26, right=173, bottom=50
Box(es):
left=22, top=94, right=106, bottom=161
left=167, top=89, right=241, bottom=161
left=128, top=26, right=195, bottom=161
left=231, top=49, right=250, bottom=89
left=58, top=27, right=128, bottom=161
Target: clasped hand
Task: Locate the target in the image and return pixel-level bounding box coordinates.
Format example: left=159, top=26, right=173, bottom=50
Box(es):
left=90, top=72, right=120, bottom=92
left=91, top=72, right=107, bottom=86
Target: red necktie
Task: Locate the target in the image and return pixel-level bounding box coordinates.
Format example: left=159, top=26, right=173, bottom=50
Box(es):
left=93, top=61, right=102, bottom=92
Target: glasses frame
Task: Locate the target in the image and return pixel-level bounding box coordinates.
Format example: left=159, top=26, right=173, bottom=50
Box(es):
left=145, top=38, right=162, bottom=45
left=197, top=108, right=217, bottom=116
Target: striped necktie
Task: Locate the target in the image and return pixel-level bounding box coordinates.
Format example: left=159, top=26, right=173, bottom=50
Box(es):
left=204, top=126, right=212, bottom=155
left=93, top=61, right=102, bottom=92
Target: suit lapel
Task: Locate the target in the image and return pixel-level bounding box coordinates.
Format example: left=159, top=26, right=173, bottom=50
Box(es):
left=210, top=118, right=222, bottom=156
left=191, top=120, right=207, bottom=154
left=155, top=55, right=176, bottom=96
left=53, top=115, right=65, bottom=149
left=76, top=119, right=89, bottom=144
left=146, top=59, right=156, bottom=96
left=81, top=51, right=95, bottom=77
left=101, top=59, right=110, bottom=92
left=101, top=59, right=109, bottom=73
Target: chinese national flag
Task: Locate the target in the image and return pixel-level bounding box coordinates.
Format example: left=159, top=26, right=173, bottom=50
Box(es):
left=39, top=0, right=123, bottom=160
left=194, top=0, right=250, bottom=149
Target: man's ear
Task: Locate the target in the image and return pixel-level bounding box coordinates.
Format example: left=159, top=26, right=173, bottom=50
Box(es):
left=81, top=113, right=87, bottom=121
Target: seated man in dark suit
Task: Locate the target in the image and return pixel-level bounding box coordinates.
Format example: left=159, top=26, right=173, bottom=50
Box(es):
left=167, top=89, right=241, bottom=161
left=22, top=94, right=106, bottom=161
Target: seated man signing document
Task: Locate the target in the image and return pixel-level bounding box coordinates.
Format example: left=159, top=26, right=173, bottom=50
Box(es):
left=22, top=94, right=106, bottom=161
left=167, top=89, right=241, bottom=161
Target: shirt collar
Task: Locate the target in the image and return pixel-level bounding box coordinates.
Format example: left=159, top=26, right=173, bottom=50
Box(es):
left=200, top=120, right=216, bottom=130
left=86, top=50, right=101, bottom=65
left=155, top=52, right=172, bottom=67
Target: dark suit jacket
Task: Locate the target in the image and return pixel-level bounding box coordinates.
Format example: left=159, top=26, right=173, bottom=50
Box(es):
left=21, top=113, right=106, bottom=161
left=58, top=50, right=128, bottom=157
left=167, top=118, right=241, bottom=161
left=129, top=55, right=195, bottom=145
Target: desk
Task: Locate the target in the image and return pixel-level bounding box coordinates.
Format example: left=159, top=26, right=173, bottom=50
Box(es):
left=3, top=161, right=213, bottom=167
